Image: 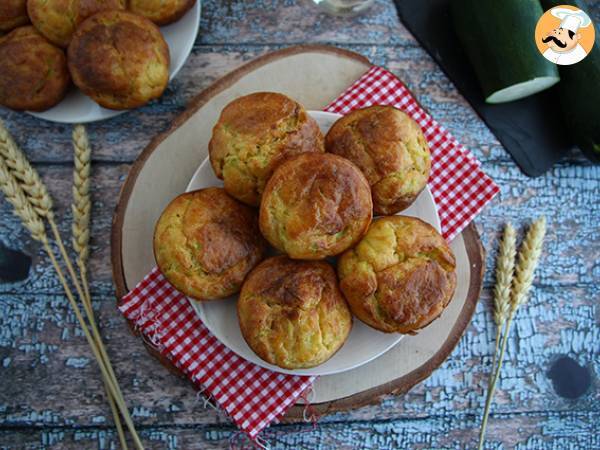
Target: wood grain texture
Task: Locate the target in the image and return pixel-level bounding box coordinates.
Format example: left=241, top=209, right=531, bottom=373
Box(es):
left=0, top=0, right=598, bottom=448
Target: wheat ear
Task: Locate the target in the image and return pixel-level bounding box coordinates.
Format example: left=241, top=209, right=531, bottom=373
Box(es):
left=72, top=124, right=91, bottom=270
left=71, top=125, right=129, bottom=450
left=478, top=223, right=517, bottom=449
left=0, top=158, right=46, bottom=242
left=478, top=218, right=546, bottom=450
left=510, top=217, right=547, bottom=312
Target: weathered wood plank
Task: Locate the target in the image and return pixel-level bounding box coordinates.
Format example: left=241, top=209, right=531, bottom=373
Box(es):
left=1, top=411, right=598, bottom=449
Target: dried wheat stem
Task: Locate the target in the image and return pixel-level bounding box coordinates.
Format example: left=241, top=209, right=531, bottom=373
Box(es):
left=41, top=240, right=144, bottom=450
left=489, top=223, right=517, bottom=378
left=71, top=125, right=129, bottom=450
left=478, top=224, right=517, bottom=449
left=478, top=218, right=546, bottom=450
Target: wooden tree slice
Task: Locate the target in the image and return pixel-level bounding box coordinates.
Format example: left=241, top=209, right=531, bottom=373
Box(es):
left=110, top=44, right=485, bottom=417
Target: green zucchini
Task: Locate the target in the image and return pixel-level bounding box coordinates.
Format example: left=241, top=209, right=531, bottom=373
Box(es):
left=452, top=0, right=560, bottom=103
left=541, top=0, right=600, bottom=163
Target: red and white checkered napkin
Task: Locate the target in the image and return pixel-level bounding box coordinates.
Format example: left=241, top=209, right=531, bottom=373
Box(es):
left=119, top=65, right=499, bottom=440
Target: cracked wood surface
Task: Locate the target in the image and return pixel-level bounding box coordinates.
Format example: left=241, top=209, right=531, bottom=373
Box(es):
left=0, top=0, right=599, bottom=448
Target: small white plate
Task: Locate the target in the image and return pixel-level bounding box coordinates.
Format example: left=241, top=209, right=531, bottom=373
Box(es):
left=185, top=111, right=441, bottom=376
left=27, top=2, right=201, bottom=124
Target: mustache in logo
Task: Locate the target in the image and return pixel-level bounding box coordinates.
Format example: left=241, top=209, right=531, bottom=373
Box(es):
left=542, top=35, right=567, bottom=48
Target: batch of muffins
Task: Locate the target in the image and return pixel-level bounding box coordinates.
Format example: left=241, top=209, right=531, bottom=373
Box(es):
left=0, top=0, right=196, bottom=112
left=153, top=92, right=457, bottom=370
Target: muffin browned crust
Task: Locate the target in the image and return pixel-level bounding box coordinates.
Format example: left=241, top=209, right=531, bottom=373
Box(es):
left=0, top=0, right=29, bottom=32
left=259, top=153, right=373, bottom=260
left=153, top=188, right=266, bottom=301
left=0, top=26, right=70, bottom=111
left=337, top=216, right=456, bottom=334
left=238, top=256, right=352, bottom=369
left=128, top=0, right=196, bottom=26
left=325, top=105, right=431, bottom=215
left=209, top=92, right=324, bottom=206
left=68, top=10, right=169, bottom=110
left=28, top=0, right=126, bottom=47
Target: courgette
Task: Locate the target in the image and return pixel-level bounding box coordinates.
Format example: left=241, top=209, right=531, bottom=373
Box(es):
left=542, top=0, right=600, bottom=163
left=452, top=0, right=560, bottom=103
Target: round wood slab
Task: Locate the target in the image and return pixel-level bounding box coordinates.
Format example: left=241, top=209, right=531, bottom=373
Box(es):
left=110, top=44, right=485, bottom=417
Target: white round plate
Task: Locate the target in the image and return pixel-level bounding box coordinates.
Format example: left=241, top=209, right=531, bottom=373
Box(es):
left=27, top=1, right=201, bottom=124
left=185, top=111, right=441, bottom=376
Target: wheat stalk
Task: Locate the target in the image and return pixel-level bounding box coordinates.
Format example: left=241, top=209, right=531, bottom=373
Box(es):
left=478, top=223, right=517, bottom=448
left=0, top=124, right=142, bottom=450
left=478, top=218, right=546, bottom=449
left=488, top=223, right=517, bottom=383
left=71, top=125, right=129, bottom=450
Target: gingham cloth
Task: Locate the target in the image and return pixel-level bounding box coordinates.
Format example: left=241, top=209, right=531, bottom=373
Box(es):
left=119, top=65, right=499, bottom=440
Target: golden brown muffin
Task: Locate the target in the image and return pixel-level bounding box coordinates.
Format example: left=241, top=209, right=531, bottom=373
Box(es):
left=27, top=0, right=126, bottom=48
left=259, top=153, right=373, bottom=260
left=209, top=92, right=324, bottom=206
left=128, top=0, right=196, bottom=26
left=0, top=26, right=70, bottom=111
left=0, top=0, right=29, bottom=32
left=68, top=10, right=169, bottom=110
left=325, top=105, right=431, bottom=215
left=337, top=216, right=456, bottom=334
left=153, top=188, right=266, bottom=301
left=238, top=256, right=352, bottom=369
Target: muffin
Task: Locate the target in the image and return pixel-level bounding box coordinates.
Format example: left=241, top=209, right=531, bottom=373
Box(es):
left=0, top=0, right=28, bottom=32
left=153, top=188, right=266, bottom=301
left=209, top=92, right=324, bottom=206
left=238, top=256, right=352, bottom=369
left=325, top=105, right=431, bottom=215
left=68, top=10, right=169, bottom=110
left=259, top=153, right=372, bottom=260
left=129, top=0, right=196, bottom=26
left=27, top=0, right=126, bottom=47
left=338, top=216, right=456, bottom=333
left=0, top=26, right=70, bottom=111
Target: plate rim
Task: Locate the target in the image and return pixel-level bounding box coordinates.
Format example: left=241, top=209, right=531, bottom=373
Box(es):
left=184, top=110, right=441, bottom=376
left=26, top=1, right=202, bottom=124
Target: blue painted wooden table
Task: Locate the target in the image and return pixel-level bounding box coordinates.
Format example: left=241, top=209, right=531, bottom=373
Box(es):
left=0, top=1, right=598, bottom=448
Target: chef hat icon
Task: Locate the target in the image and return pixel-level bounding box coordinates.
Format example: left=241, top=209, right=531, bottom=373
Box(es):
left=550, top=7, right=592, bottom=33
